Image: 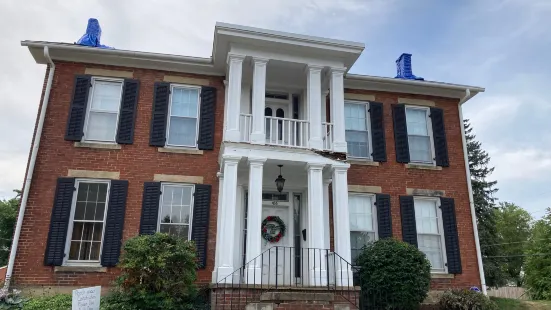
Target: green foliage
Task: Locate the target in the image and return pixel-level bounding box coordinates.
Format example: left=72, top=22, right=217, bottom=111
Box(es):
left=465, top=120, right=504, bottom=287
left=494, top=202, right=533, bottom=286
left=357, top=238, right=431, bottom=309
left=0, top=190, right=20, bottom=265
left=104, top=233, right=199, bottom=310
left=24, top=294, right=72, bottom=310
left=439, top=289, right=498, bottom=310
left=524, top=209, right=551, bottom=300
left=489, top=297, right=531, bottom=310
left=0, top=288, right=24, bottom=309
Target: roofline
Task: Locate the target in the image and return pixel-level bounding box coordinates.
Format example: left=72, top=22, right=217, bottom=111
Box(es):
left=346, top=74, right=485, bottom=93
left=21, top=41, right=214, bottom=65
left=215, top=22, right=365, bottom=50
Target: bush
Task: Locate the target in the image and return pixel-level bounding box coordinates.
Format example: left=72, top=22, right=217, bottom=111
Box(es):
left=439, top=289, right=498, bottom=310
left=356, top=238, right=431, bottom=309
left=103, top=233, right=199, bottom=310
left=0, top=288, right=24, bottom=309
left=24, top=294, right=72, bottom=310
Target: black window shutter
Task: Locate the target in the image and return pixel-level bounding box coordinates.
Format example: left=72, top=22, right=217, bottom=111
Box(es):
left=101, top=180, right=128, bottom=267
left=197, top=86, right=217, bottom=150
left=440, top=197, right=462, bottom=274
left=392, top=104, right=410, bottom=163
left=65, top=75, right=92, bottom=141
left=149, top=82, right=170, bottom=147
left=191, top=184, right=211, bottom=269
left=44, top=178, right=75, bottom=266
left=139, top=182, right=161, bottom=234
left=430, top=107, right=449, bottom=167
left=116, top=79, right=140, bottom=144
left=369, top=102, right=387, bottom=162
left=399, top=196, right=417, bottom=247
left=375, top=194, right=392, bottom=238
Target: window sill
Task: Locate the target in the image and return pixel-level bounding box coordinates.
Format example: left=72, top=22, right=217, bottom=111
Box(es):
left=431, top=273, right=454, bottom=279
left=157, top=147, right=204, bottom=155
left=54, top=266, right=107, bottom=273
left=74, top=142, right=121, bottom=150
left=347, top=159, right=380, bottom=166
left=405, top=163, right=442, bottom=171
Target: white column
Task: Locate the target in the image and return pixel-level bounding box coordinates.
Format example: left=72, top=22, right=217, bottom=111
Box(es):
left=216, top=155, right=241, bottom=282
left=331, top=163, right=353, bottom=286
left=323, top=178, right=332, bottom=250
left=250, top=58, right=268, bottom=144
left=306, top=65, right=324, bottom=150
left=212, top=172, right=224, bottom=283
left=330, top=67, right=347, bottom=152
left=225, top=53, right=245, bottom=142
left=245, top=157, right=266, bottom=283
left=306, top=163, right=327, bottom=285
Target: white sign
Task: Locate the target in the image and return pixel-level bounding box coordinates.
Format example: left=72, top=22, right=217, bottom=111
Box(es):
left=72, top=286, right=101, bottom=310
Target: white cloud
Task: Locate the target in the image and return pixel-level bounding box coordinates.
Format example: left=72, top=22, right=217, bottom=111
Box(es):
left=489, top=148, right=551, bottom=181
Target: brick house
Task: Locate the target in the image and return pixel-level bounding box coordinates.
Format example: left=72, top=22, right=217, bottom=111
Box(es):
left=8, top=22, right=486, bottom=308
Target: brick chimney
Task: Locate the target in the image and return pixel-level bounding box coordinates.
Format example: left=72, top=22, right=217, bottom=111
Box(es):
left=395, top=53, right=423, bottom=80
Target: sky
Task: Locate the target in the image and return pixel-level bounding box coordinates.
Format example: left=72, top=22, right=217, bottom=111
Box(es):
left=0, top=0, right=549, bottom=218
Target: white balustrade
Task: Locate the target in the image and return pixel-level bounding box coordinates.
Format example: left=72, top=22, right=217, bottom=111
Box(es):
left=265, top=116, right=309, bottom=148
left=239, top=114, right=252, bottom=142
left=322, top=122, right=333, bottom=151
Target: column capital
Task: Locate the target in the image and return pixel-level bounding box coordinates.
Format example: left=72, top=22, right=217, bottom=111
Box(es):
left=305, top=64, right=324, bottom=74
left=248, top=157, right=267, bottom=165
left=330, top=67, right=347, bottom=75
left=252, top=56, right=269, bottom=64
left=306, top=162, right=326, bottom=171
left=217, top=172, right=224, bottom=178
left=323, top=178, right=333, bottom=185
left=227, top=53, right=246, bottom=64
left=332, top=163, right=350, bottom=171
left=222, top=155, right=242, bottom=164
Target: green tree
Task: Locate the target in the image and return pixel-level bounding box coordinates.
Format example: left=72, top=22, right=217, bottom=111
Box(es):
left=464, top=120, right=504, bottom=287
left=494, top=202, right=532, bottom=286
left=524, top=209, right=551, bottom=300
left=0, top=190, right=20, bottom=266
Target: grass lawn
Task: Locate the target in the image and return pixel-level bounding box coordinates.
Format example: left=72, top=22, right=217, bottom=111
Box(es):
left=491, top=297, right=551, bottom=310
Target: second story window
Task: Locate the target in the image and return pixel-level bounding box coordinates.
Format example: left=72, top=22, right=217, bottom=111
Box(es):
left=345, top=101, right=371, bottom=159
left=83, top=78, right=123, bottom=143
left=167, top=86, right=201, bottom=147
left=406, top=107, right=434, bottom=164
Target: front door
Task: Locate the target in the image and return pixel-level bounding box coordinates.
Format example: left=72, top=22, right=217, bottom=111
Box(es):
left=261, top=204, right=292, bottom=285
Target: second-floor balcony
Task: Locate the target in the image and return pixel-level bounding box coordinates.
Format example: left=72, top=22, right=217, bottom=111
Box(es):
left=240, top=114, right=334, bottom=150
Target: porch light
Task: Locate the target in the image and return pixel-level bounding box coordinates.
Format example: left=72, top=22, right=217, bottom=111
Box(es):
left=275, top=165, right=286, bottom=193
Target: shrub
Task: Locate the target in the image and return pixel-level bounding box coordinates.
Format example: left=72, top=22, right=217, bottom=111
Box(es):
left=439, top=289, right=498, bottom=310
left=0, top=288, right=25, bottom=309
left=103, top=233, right=199, bottom=310
left=356, top=238, right=431, bottom=309
left=24, top=294, right=71, bottom=310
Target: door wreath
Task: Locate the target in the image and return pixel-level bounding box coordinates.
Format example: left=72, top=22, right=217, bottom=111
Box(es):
left=261, top=216, right=286, bottom=243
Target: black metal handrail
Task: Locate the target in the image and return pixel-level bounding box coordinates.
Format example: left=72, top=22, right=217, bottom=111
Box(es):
left=213, top=246, right=360, bottom=309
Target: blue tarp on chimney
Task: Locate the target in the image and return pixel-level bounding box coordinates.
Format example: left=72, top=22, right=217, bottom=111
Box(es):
left=395, top=53, right=423, bottom=80
left=76, top=18, right=114, bottom=49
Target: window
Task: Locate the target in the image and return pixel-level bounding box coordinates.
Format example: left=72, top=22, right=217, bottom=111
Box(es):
left=414, top=198, right=447, bottom=272
left=167, top=85, right=201, bottom=147
left=158, top=183, right=194, bottom=239
left=345, top=101, right=371, bottom=158
left=348, top=194, right=377, bottom=264
left=83, top=78, right=123, bottom=142
left=406, top=107, right=434, bottom=164
left=65, top=180, right=110, bottom=264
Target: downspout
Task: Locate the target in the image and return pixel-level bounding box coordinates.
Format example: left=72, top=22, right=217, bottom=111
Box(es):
left=458, top=88, right=487, bottom=295
left=4, top=46, right=55, bottom=289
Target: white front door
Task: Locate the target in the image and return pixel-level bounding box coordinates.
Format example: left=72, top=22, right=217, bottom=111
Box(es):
left=261, top=204, right=292, bottom=285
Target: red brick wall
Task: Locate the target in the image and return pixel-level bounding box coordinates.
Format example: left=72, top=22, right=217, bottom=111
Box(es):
left=13, top=62, right=224, bottom=287
left=331, top=89, right=481, bottom=289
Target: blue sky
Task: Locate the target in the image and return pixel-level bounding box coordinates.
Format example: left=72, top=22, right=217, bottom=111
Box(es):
left=0, top=0, right=549, bottom=218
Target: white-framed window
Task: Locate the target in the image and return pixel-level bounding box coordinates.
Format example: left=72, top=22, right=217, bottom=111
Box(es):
left=348, top=193, right=378, bottom=264
left=64, top=179, right=110, bottom=265
left=345, top=101, right=372, bottom=159
left=405, top=106, right=435, bottom=164
left=414, top=197, right=447, bottom=273
left=83, top=78, right=124, bottom=143
left=166, top=85, right=201, bottom=148
left=158, top=183, right=195, bottom=239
